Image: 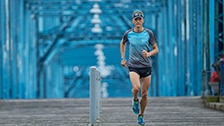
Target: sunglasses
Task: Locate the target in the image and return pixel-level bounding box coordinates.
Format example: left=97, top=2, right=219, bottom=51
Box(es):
left=134, top=18, right=142, bottom=21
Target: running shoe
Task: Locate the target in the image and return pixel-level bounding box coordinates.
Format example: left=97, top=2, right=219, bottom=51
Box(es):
left=138, top=115, right=145, bottom=126
left=132, top=99, right=139, bottom=115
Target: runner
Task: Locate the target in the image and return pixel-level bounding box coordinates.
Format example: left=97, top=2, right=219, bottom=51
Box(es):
left=120, top=10, right=159, bottom=125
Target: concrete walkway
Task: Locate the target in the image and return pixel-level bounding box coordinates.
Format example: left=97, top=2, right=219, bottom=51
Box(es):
left=0, top=97, right=224, bottom=126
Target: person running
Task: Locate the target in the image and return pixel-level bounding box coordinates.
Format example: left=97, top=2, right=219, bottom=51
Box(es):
left=120, top=10, right=159, bottom=125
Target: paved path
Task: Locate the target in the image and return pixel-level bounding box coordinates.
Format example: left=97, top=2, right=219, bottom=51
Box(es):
left=0, top=97, right=224, bottom=126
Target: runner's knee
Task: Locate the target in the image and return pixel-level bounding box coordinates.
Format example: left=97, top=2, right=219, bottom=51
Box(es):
left=132, top=85, right=140, bottom=92
left=141, top=91, right=148, bottom=98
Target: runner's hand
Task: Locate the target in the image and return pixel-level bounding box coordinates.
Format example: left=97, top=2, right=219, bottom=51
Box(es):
left=121, top=59, right=126, bottom=67
left=142, top=50, right=148, bottom=58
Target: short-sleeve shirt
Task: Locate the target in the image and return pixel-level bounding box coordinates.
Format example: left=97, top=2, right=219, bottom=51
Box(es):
left=122, top=28, right=157, bottom=68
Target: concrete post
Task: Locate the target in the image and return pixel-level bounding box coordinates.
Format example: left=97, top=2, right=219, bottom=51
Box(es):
left=89, top=66, right=101, bottom=125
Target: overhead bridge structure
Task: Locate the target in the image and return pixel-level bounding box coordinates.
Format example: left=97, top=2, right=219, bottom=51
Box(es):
left=0, top=0, right=223, bottom=99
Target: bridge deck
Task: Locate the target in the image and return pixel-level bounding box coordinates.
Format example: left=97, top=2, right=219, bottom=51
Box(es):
left=0, top=97, right=223, bottom=126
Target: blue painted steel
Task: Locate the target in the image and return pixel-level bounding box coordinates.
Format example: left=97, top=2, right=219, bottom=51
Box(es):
left=0, top=0, right=223, bottom=99
left=176, top=0, right=186, bottom=96
left=209, top=0, right=215, bottom=69
left=45, top=61, right=64, bottom=98
left=0, top=0, right=39, bottom=99
left=0, top=0, right=5, bottom=99
left=196, top=0, right=203, bottom=95
left=214, top=0, right=224, bottom=96
left=2, top=0, right=11, bottom=99
left=162, top=0, right=178, bottom=96
left=214, top=0, right=224, bottom=57
left=17, top=0, right=26, bottom=99
left=187, top=0, right=193, bottom=96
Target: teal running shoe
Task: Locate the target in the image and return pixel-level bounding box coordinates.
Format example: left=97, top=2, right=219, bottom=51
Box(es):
left=132, top=99, right=139, bottom=115
left=138, top=115, right=145, bottom=126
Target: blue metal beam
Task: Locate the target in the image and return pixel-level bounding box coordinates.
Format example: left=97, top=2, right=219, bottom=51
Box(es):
left=0, top=0, right=6, bottom=98
left=0, top=0, right=219, bottom=99
left=2, top=0, right=11, bottom=99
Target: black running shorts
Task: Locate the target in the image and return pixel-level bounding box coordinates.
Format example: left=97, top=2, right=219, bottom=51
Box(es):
left=128, top=67, right=152, bottom=78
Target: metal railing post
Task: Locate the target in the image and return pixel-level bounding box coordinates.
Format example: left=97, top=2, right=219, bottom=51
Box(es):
left=89, top=66, right=101, bottom=125
left=219, top=61, right=224, bottom=95
left=201, top=70, right=211, bottom=96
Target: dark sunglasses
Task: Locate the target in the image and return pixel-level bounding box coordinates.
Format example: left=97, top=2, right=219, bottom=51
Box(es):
left=134, top=18, right=142, bottom=21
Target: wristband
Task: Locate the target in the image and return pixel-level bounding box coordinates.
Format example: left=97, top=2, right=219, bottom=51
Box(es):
left=121, top=58, right=126, bottom=60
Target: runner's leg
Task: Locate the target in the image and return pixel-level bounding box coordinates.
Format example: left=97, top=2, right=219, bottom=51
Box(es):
left=140, top=75, right=151, bottom=115
left=129, top=72, right=141, bottom=100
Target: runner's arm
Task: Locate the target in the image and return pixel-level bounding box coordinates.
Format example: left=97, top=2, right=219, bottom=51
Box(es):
left=120, top=39, right=126, bottom=59
left=147, top=43, right=159, bottom=57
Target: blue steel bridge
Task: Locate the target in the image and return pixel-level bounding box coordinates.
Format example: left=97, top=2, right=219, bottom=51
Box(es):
left=0, top=0, right=224, bottom=99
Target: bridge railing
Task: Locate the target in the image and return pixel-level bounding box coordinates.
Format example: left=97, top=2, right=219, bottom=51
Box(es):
left=89, top=66, right=101, bottom=125
left=220, top=61, right=224, bottom=96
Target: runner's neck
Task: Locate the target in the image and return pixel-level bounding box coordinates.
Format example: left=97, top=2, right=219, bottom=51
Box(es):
left=134, top=27, right=144, bottom=32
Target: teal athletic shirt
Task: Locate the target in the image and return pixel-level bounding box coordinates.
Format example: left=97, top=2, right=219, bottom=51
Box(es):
left=122, top=28, right=157, bottom=68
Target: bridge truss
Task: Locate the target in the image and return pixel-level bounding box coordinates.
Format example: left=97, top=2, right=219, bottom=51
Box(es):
left=0, top=0, right=223, bottom=99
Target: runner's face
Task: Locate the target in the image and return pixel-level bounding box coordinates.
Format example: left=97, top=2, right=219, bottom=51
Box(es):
left=132, top=17, right=144, bottom=28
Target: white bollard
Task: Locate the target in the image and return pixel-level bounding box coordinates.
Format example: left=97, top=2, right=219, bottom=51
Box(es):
left=89, top=66, right=101, bottom=125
